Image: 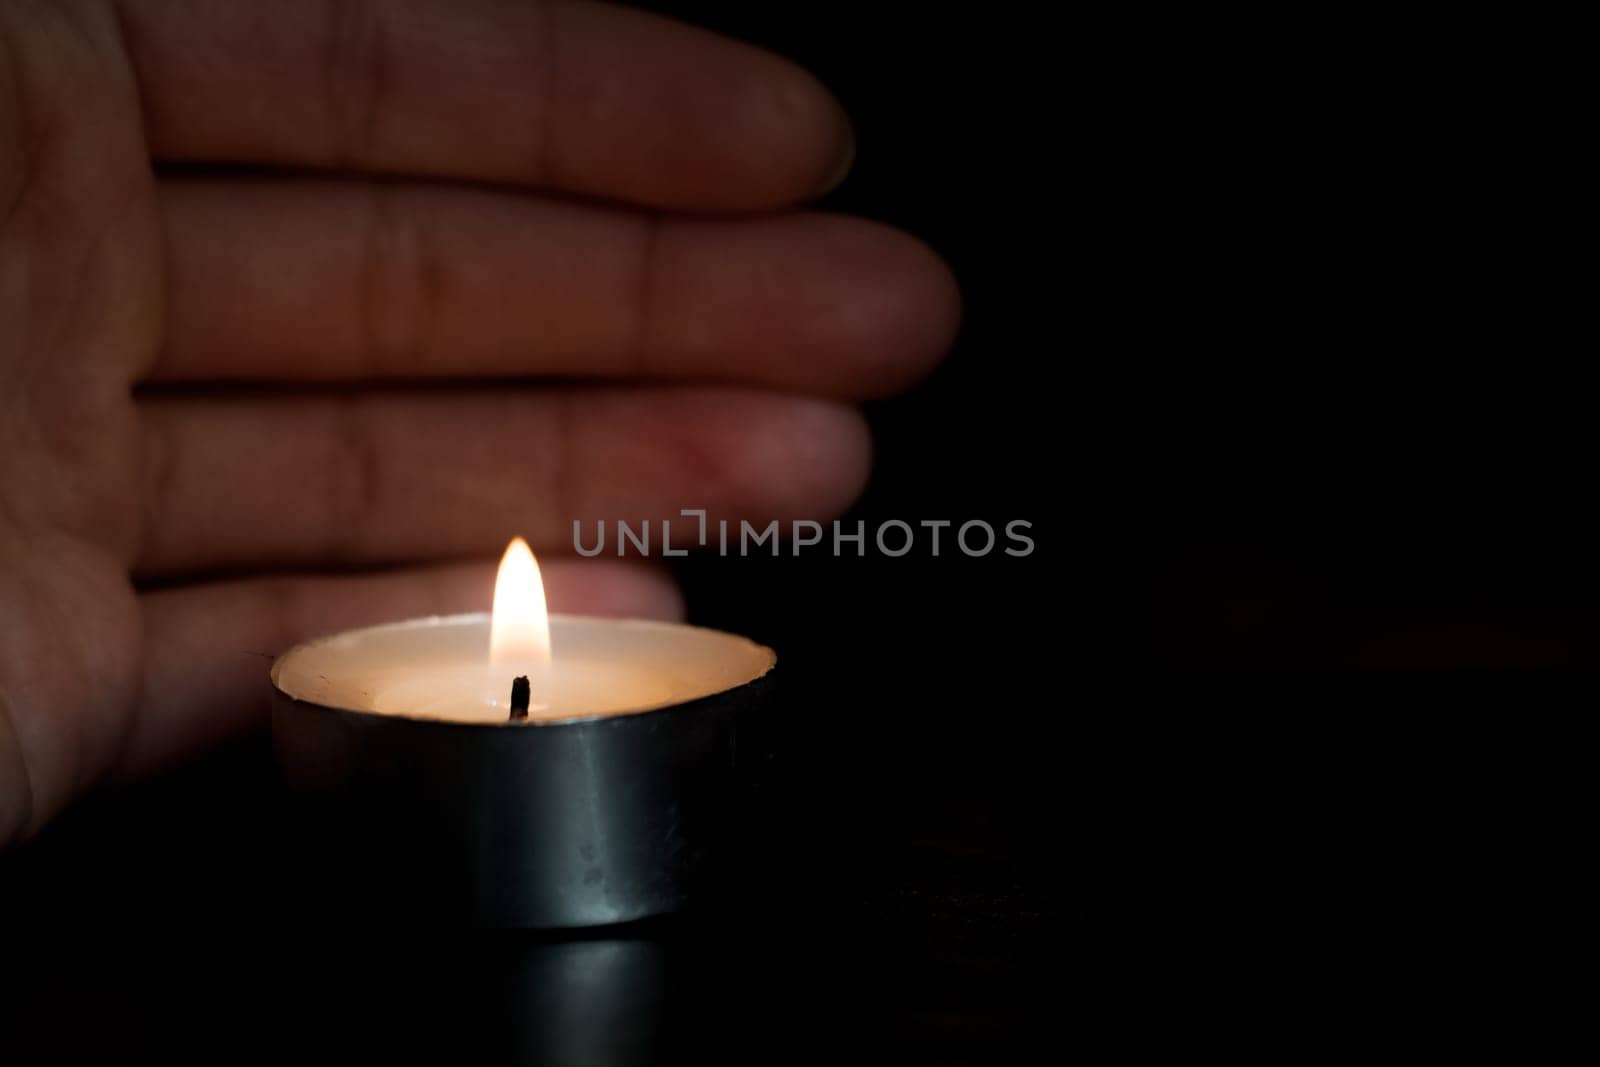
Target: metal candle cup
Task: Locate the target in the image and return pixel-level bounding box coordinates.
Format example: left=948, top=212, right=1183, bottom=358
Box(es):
left=270, top=613, right=776, bottom=927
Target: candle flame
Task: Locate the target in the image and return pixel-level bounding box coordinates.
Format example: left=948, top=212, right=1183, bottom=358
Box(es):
left=490, top=537, right=551, bottom=671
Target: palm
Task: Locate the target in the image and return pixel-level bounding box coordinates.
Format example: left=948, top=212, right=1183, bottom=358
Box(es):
left=0, top=0, right=957, bottom=846
left=1, top=1, right=159, bottom=845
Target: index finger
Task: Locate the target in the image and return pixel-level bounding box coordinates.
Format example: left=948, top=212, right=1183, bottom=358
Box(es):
left=117, top=0, right=854, bottom=212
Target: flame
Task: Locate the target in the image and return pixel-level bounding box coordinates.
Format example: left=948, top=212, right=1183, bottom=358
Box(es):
left=490, top=537, right=551, bottom=672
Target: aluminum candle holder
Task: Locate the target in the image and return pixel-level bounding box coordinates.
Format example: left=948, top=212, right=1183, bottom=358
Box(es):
left=270, top=613, right=776, bottom=928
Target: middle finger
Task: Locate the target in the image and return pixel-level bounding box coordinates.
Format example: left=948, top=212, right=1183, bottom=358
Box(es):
left=150, top=178, right=958, bottom=398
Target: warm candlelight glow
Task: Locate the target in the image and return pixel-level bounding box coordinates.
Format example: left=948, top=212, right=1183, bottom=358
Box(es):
left=490, top=537, right=551, bottom=675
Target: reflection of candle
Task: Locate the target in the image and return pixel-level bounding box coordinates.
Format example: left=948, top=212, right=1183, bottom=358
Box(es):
left=271, top=538, right=773, bottom=724
left=269, top=537, right=777, bottom=928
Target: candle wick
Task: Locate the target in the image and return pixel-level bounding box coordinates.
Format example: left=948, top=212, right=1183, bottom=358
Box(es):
left=509, top=675, right=531, bottom=721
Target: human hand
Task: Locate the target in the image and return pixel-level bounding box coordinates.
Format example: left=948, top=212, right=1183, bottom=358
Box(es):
left=0, top=0, right=957, bottom=845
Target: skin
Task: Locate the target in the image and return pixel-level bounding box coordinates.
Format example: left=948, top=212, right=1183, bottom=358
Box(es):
left=0, top=0, right=960, bottom=847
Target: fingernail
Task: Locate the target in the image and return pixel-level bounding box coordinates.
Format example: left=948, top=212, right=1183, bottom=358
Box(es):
left=821, top=110, right=856, bottom=192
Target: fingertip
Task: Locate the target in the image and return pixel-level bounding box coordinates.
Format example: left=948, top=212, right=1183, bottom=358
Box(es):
left=777, top=217, right=962, bottom=399
left=628, top=390, right=872, bottom=527
left=553, top=4, right=856, bottom=211
left=542, top=561, right=685, bottom=622
left=654, top=215, right=960, bottom=398
left=728, top=56, right=856, bottom=207
left=634, top=568, right=688, bottom=621
left=778, top=62, right=855, bottom=199
left=754, top=394, right=874, bottom=521
left=849, top=224, right=963, bottom=399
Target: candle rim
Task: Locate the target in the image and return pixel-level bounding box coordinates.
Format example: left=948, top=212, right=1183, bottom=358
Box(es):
left=269, top=612, right=776, bottom=728
left=271, top=669, right=775, bottom=732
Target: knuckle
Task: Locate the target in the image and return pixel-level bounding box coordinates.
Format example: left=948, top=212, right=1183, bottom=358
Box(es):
left=321, top=396, right=382, bottom=562
left=359, top=184, right=432, bottom=375
left=319, top=0, right=392, bottom=168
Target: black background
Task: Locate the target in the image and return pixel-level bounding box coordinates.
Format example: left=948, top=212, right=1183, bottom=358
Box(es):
left=1, top=3, right=1587, bottom=1063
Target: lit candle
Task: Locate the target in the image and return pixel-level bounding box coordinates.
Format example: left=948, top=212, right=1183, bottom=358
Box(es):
left=270, top=537, right=777, bottom=928
left=271, top=537, right=774, bottom=724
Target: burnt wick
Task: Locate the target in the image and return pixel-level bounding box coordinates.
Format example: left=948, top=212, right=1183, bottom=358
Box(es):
left=509, top=675, right=531, bottom=721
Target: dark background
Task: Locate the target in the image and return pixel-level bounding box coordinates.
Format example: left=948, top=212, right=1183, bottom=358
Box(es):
left=2, top=3, right=1585, bottom=1063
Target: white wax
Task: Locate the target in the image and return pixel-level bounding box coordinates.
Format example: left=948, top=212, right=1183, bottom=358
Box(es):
left=270, top=613, right=774, bottom=724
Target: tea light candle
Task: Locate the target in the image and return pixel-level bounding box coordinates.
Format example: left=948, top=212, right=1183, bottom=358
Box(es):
left=270, top=538, right=776, bottom=928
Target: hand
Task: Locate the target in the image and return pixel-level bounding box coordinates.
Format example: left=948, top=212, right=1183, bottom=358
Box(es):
left=0, top=0, right=958, bottom=845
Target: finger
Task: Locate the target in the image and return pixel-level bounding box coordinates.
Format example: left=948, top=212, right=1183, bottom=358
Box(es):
left=152, top=179, right=958, bottom=398
left=117, top=0, right=852, bottom=211
left=126, top=558, right=682, bottom=778
left=136, top=387, right=870, bottom=576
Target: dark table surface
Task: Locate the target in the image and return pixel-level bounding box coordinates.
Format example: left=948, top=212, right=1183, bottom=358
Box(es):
left=0, top=676, right=1066, bottom=1066
left=2, top=667, right=1580, bottom=1065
